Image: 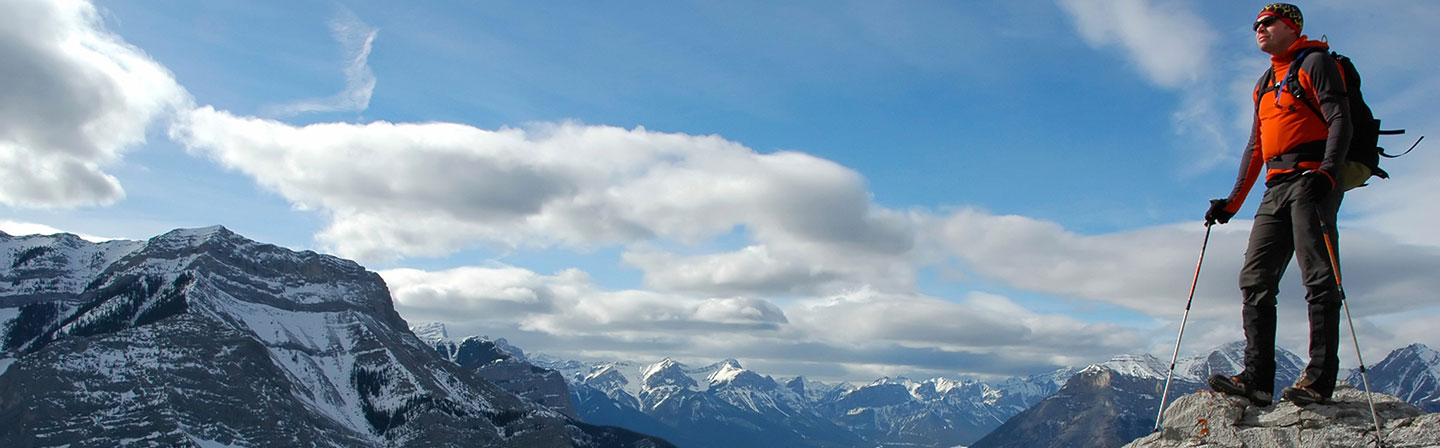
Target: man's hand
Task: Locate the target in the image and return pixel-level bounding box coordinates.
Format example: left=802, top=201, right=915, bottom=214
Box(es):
left=1205, top=199, right=1234, bottom=226
left=1301, top=170, right=1335, bottom=204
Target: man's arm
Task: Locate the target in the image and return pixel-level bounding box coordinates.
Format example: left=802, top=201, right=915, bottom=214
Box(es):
left=1306, top=52, right=1352, bottom=183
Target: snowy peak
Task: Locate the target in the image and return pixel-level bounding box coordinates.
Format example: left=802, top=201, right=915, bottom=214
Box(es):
left=0, top=227, right=666, bottom=447
left=151, top=225, right=233, bottom=247
left=779, top=376, right=854, bottom=404
left=640, top=358, right=700, bottom=390
left=1083, top=353, right=1168, bottom=380
left=1389, top=343, right=1440, bottom=368
left=1351, top=343, right=1440, bottom=412
left=1179, top=340, right=1246, bottom=381
left=410, top=321, right=449, bottom=341
left=410, top=323, right=531, bottom=369
left=583, top=364, right=631, bottom=391
left=706, top=360, right=777, bottom=391
left=1, top=231, right=144, bottom=299
left=706, top=360, right=747, bottom=385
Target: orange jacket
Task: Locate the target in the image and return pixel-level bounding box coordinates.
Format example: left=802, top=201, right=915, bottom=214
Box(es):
left=1221, top=37, right=1352, bottom=214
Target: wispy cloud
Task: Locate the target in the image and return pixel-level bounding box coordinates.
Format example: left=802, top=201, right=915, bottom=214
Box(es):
left=266, top=10, right=377, bottom=117
left=1056, top=0, right=1215, bottom=89
left=1056, top=0, right=1240, bottom=171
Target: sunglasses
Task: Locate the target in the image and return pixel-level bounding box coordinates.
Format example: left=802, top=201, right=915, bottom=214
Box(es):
left=1253, top=16, right=1279, bottom=31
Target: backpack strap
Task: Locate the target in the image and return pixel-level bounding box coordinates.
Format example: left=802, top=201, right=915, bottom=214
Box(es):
left=1252, top=48, right=1324, bottom=118
left=1284, top=47, right=1328, bottom=123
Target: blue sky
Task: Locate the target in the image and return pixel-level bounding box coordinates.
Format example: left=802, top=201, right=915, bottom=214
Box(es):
left=3, top=0, right=1439, bottom=382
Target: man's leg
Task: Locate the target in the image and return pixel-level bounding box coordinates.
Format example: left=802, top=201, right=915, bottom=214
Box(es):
left=1237, top=189, right=1295, bottom=397
left=1292, top=188, right=1345, bottom=399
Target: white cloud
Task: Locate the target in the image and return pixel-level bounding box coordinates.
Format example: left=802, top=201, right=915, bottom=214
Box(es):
left=931, top=207, right=1440, bottom=317
left=0, top=220, right=117, bottom=242
left=624, top=235, right=920, bottom=297
left=266, top=9, right=377, bottom=116
left=381, top=266, right=788, bottom=338
left=790, top=289, right=1137, bottom=361
left=932, top=208, right=1217, bottom=314
left=1056, top=0, right=1215, bottom=89
left=624, top=246, right=844, bottom=296
left=171, top=107, right=913, bottom=272
left=0, top=0, right=190, bottom=207
left=384, top=264, right=1141, bottom=378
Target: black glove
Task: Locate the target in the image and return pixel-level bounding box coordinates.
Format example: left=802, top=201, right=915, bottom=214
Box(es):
left=1300, top=170, right=1335, bottom=204
left=1205, top=199, right=1233, bottom=226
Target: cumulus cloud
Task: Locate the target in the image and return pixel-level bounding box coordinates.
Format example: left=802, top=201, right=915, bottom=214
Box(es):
left=790, top=289, right=1138, bottom=365
left=931, top=207, right=1440, bottom=317
left=623, top=237, right=919, bottom=297
left=382, top=266, right=789, bottom=337
left=0, top=0, right=189, bottom=207
left=933, top=208, right=1189, bottom=311
left=384, top=265, right=1138, bottom=378
left=171, top=107, right=913, bottom=276
left=266, top=9, right=378, bottom=116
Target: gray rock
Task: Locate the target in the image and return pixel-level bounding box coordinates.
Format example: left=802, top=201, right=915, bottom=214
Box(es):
left=1127, top=385, right=1440, bottom=448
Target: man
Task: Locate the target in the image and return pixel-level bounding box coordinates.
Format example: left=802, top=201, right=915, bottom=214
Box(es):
left=1204, top=3, right=1351, bottom=406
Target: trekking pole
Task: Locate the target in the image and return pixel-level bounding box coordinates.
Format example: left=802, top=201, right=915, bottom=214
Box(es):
left=1154, top=222, right=1212, bottom=433
left=1317, top=211, right=1384, bottom=447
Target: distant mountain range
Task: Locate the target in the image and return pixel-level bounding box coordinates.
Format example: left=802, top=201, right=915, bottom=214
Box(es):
left=415, top=321, right=1075, bottom=447
left=420, top=321, right=1440, bottom=448
left=4, top=226, right=1435, bottom=448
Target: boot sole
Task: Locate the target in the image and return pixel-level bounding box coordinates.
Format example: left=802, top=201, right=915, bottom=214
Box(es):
left=1282, top=386, right=1327, bottom=406
left=1208, top=374, right=1272, bottom=406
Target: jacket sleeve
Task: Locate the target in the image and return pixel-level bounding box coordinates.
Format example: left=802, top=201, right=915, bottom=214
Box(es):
left=1305, top=51, right=1352, bottom=179
left=1223, top=74, right=1270, bottom=214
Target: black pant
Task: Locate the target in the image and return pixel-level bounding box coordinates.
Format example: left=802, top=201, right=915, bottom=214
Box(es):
left=1238, top=176, right=1344, bottom=398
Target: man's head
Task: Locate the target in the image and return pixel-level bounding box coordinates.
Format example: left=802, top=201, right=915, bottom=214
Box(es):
left=1255, top=3, right=1303, bottom=55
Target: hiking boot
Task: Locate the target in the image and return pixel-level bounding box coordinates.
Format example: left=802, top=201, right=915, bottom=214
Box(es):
left=1207, top=374, right=1273, bottom=406
left=1282, top=385, right=1328, bottom=406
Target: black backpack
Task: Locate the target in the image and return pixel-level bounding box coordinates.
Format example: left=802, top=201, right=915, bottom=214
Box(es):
left=1260, top=47, right=1421, bottom=190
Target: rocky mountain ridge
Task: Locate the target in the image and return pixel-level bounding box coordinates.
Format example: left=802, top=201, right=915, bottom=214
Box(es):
left=0, top=227, right=668, bottom=447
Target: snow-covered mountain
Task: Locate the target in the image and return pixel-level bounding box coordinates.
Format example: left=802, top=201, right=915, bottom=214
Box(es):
left=0, top=227, right=667, bottom=447
left=1348, top=343, right=1440, bottom=412
left=534, top=355, right=858, bottom=447
left=970, top=342, right=1307, bottom=448
left=518, top=348, right=1070, bottom=447
left=411, top=327, right=577, bottom=419
left=516, top=338, right=1440, bottom=448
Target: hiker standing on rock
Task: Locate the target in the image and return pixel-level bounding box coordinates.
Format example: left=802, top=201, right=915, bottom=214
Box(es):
left=1204, top=3, right=1351, bottom=407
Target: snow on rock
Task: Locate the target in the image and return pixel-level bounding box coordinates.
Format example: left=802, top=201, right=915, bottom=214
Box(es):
left=0, top=227, right=669, bottom=447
